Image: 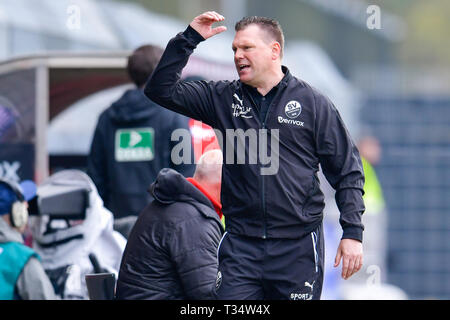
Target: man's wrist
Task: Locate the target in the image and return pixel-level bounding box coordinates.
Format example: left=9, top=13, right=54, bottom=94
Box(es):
left=342, top=226, right=363, bottom=242
left=184, top=25, right=205, bottom=44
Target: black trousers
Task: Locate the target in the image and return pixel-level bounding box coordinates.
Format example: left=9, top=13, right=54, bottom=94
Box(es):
left=215, top=224, right=324, bottom=300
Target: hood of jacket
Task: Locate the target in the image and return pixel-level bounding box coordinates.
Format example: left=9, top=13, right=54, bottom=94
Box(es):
left=107, top=88, right=160, bottom=123
left=149, top=168, right=219, bottom=221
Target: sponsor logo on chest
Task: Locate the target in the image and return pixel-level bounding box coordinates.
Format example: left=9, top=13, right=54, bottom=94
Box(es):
left=278, top=100, right=304, bottom=127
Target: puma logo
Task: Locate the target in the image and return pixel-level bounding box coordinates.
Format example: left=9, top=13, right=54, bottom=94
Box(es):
left=304, top=281, right=315, bottom=291
left=231, top=93, right=252, bottom=119
left=233, top=93, right=243, bottom=106
left=291, top=281, right=316, bottom=300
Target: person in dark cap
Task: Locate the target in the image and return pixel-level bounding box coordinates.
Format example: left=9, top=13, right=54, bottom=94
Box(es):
left=0, top=178, right=56, bottom=300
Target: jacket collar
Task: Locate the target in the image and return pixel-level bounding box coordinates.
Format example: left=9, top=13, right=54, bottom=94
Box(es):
left=186, top=178, right=223, bottom=219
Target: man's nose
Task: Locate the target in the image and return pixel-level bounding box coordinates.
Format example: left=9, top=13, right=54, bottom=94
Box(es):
left=234, top=49, right=243, bottom=60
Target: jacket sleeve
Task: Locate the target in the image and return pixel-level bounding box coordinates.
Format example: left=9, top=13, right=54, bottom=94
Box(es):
left=169, top=216, right=222, bottom=299
left=87, top=116, right=108, bottom=203
left=169, top=113, right=196, bottom=177
left=16, top=257, right=57, bottom=300
left=313, top=91, right=365, bottom=242
left=144, top=26, right=218, bottom=128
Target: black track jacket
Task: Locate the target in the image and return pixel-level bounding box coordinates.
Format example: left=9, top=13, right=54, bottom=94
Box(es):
left=145, top=26, right=365, bottom=241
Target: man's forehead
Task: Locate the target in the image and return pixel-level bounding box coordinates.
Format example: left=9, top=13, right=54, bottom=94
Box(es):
left=235, top=24, right=264, bottom=37
left=233, top=25, right=268, bottom=44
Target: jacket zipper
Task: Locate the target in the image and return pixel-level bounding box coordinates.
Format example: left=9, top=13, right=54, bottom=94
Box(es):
left=261, top=113, right=270, bottom=239
left=244, top=89, right=268, bottom=239
left=261, top=84, right=286, bottom=239
left=242, top=81, right=286, bottom=239
left=260, top=83, right=286, bottom=239
left=261, top=116, right=268, bottom=239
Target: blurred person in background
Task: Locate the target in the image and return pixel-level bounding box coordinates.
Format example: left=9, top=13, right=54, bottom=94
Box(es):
left=0, top=178, right=56, bottom=300
left=87, top=44, right=195, bottom=237
left=337, top=135, right=390, bottom=298
left=322, top=135, right=406, bottom=299
left=116, top=150, right=224, bottom=300
left=30, top=170, right=126, bottom=300
left=145, top=11, right=365, bottom=300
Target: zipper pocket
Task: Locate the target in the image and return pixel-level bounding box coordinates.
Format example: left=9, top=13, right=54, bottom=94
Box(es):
left=302, top=173, right=319, bottom=216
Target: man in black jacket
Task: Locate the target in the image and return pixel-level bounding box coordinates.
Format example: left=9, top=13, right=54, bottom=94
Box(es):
left=87, top=45, right=195, bottom=222
left=145, top=12, right=365, bottom=300
left=116, top=150, right=224, bottom=299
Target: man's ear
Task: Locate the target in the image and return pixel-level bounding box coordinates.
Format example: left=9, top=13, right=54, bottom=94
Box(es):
left=271, top=42, right=282, bottom=60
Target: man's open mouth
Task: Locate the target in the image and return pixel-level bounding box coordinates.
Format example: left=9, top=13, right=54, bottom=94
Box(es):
left=239, top=64, right=250, bottom=71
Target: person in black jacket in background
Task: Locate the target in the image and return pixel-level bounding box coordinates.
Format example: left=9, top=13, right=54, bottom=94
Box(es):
left=87, top=45, right=195, bottom=231
left=115, top=150, right=224, bottom=300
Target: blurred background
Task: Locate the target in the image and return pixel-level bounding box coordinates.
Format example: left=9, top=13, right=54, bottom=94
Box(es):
left=0, top=0, right=449, bottom=299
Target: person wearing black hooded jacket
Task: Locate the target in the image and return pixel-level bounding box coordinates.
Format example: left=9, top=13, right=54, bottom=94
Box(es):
left=116, top=150, right=224, bottom=300
left=87, top=45, right=195, bottom=221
